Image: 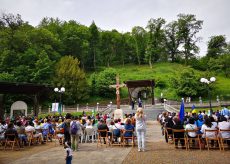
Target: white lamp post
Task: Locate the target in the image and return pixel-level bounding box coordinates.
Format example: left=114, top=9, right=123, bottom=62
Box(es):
left=96, top=102, right=99, bottom=111
left=200, top=77, right=216, bottom=114
left=110, top=101, right=112, bottom=110
left=54, top=87, right=65, bottom=113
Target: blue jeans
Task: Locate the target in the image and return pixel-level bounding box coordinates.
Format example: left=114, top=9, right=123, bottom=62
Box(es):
left=66, top=156, right=72, bottom=164
left=136, top=129, right=146, bottom=150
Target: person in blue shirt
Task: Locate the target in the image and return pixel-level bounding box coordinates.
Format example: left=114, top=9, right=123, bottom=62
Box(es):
left=138, top=98, right=142, bottom=107
left=221, top=106, right=229, bottom=116
left=123, top=118, right=135, bottom=137
left=196, top=115, right=204, bottom=134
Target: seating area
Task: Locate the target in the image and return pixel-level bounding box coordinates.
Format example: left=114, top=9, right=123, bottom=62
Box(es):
left=159, top=111, right=230, bottom=151
left=0, top=112, right=138, bottom=153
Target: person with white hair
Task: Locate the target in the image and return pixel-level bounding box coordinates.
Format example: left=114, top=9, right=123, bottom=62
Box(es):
left=135, top=108, right=146, bottom=152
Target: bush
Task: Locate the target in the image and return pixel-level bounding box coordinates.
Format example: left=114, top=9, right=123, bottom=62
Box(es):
left=90, top=68, right=117, bottom=98
left=170, top=69, right=206, bottom=98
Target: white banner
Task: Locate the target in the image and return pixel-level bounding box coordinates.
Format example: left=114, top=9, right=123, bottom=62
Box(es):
left=52, top=103, right=59, bottom=112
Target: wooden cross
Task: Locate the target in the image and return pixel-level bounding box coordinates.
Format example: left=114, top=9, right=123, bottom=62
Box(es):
left=109, top=75, right=126, bottom=109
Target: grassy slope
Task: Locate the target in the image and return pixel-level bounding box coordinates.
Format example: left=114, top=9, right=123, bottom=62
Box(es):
left=87, top=62, right=230, bottom=102
left=113, top=63, right=187, bottom=100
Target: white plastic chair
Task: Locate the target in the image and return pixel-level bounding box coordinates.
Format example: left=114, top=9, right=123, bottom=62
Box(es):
left=79, top=129, right=84, bottom=143
left=85, top=128, right=95, bottom=143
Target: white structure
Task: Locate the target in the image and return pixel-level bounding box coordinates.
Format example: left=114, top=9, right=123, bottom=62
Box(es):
left=10, top=101, right=27, bottom=118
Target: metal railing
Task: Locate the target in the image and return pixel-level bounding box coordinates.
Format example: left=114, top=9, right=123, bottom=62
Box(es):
left=164, top=104, right=179, bottom=113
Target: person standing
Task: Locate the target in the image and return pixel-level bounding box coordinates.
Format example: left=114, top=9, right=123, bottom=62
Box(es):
left=64, top=142, right=73, bottom=164
left=138, top=98, right=142, bottom=107
left=135, top=108, right=146, bottom=152
left=70, top=116, right=84, bottom=151
left=63, top=113, right=72, bottom=144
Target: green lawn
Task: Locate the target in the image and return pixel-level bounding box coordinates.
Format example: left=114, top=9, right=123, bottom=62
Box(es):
left=87, top=62, right=230, bottom=102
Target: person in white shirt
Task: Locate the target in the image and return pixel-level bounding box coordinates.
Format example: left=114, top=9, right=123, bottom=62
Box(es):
left=135, top=108, right=146, bottom=152
left=201, top=117, right=217, bottom=138
left=210, top=116, right=218, bottom=128
left=218, top=116, right=230, bottom=139
left=64, top=142, right=73, bottom=164
left=185, top=118, right=197, bottom=137
left=25, top=122, right=43, bottom=142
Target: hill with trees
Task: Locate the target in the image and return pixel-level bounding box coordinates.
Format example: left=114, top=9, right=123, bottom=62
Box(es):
left=0, top=13, right=229, bottom=109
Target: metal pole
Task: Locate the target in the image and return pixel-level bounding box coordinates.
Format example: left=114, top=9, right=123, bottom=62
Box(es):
left=60, top=93, right=62, bottom=113
left=208, top=87, right=213, bottom=115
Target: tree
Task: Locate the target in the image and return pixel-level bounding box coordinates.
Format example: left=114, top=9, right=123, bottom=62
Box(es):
left=177, top=14, right=203, bottom=65
left=132, top=26, right=147, bottom=65
left=62, top=20, right=90, bottom=66
left=171, top=69, right=205, bottom=97
left=207, top=35, right=227, bottom=58
left=164, top=21, right=181, bottom=62
left=219, top=54, right=230, bottom=77
left=145, top=18, right=166, bottom=68
left=89, top=21, right=100, bottom=70
left=91, top=68, right=117, bottom=98
left=54, top=56, right=89, bottom=104
left=100, top=30, right=122, bottom=67
left=0, top=13, right=26, bottom=50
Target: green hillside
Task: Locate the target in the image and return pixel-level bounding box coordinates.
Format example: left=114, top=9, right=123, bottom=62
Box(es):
left=97, top=62, right=230, bottom=101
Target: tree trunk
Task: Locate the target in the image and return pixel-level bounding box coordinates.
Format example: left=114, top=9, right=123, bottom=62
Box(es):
left=149, top=56, right=152, bottom=68
left=93, top=48, right=96, bottom=70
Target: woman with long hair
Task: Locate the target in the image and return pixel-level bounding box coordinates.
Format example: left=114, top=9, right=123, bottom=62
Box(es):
left=201, top=117, right=217, bottom=138
left=135, top=108, right=146, bottom=152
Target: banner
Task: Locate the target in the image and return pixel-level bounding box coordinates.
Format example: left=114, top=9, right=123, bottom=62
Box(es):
left=52, top=103, right=59, bottom=112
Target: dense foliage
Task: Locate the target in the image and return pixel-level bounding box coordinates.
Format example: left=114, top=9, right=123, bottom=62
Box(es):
left=0, top=13, right=229, bottom=107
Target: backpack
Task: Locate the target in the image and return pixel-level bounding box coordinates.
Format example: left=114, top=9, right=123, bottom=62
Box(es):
left=70, top=121, right=78, bottom=135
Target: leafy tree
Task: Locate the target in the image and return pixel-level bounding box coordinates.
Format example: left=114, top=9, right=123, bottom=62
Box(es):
left=31, top=50, right=54, bottom=83
left=38, top=17, right=63, bottom=38
left=0, top=13, right=26, bottom=50
left=123, top=32, right=136, bottom=64
left=132, top=26, right=147, bottom=65
left=171, top=69, right=204, bottom=97
left=100, top=30, right=121, bottom=67
left=219, top=54, right=230, bottom=77
left=91, top=68, right=117, bottom=98
left=207, top=35, right=227, bottom=58
left=89, top=21, right=100, bottom=70
left=29, top=28, right=61, bottom=61
left=62, top=21, right=89, bottom=65
left=164, top=21, right=181, bottom=62
left=54, top=56, right=89, bottom=104
left=207, top=57, right=222, bottom=73
left=177, top=14, right=203, bottom=65
left=0, top=72, right=15, bottom=81
left=145, top=18, right=166, bottom=68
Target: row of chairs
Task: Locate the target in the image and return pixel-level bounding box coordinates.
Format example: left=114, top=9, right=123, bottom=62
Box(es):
left=54, top=128, right=136, bottom=148
left=165, top=128, right=230, bottom=151
left=97, top=129, right=136, bottom=148
left=0, top=129, right=56, bottom=151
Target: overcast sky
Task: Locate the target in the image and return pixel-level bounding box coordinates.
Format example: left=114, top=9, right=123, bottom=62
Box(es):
left=1, top=0, right=230, bottom=56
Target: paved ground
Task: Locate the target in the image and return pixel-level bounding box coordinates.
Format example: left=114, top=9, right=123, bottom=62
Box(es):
left=0, top=105, right=229, bottom=164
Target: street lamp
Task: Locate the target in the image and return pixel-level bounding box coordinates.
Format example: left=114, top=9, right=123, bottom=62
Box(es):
left=96, top=102, right=99, bottom=111
left=54, top=87, right=65, bottom=113
left=110, top=101, right=112, bottom=110
left=200, top=77, right=216, bottom=115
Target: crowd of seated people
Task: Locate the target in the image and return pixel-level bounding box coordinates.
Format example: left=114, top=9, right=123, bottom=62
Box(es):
left=0, top=111, right=137, bottom=150
left=158, top=106, right=230, bottom=148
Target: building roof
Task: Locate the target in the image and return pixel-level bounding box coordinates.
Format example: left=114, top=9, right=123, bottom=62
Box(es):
left=124, top=80, right=155, bottom=88
left=0, top=81, right=53, bottom=94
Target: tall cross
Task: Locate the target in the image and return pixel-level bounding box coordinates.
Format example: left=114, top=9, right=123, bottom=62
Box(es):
left=109, top=75, right=126, bottom=109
